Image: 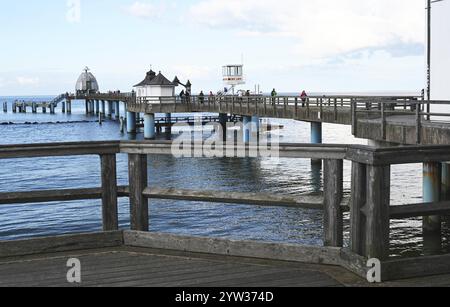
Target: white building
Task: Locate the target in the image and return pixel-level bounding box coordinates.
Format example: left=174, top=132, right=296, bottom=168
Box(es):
left=430, top=0, right=450, bottom=100
left=134, top=70, right=177, bottom=98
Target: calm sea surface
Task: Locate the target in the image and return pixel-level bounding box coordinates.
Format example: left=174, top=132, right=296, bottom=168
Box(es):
left=0, top=95, right=448, bottom=257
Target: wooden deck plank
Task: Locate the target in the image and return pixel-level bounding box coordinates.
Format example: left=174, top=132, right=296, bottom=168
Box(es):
left=0, top=248, right=350, bottom=287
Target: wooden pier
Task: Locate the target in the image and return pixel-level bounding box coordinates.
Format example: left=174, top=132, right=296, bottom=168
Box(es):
left=1, top=141, right=450, bottom=286
left=127, top=94, right=450, bottom=145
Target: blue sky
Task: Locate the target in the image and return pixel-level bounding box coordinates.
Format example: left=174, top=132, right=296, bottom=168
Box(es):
left=0, top=0, right=426, bottom=95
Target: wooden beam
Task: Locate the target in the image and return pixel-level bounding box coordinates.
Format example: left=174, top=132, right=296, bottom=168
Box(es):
left=100, top=154, right=118, bottom=231
left=128, top=154, right=149, bottom=231
left=144, top=187, right=327, bottom=210
left=0, top=231, right=123, bottom=258
left=0, top=187, right=128, bottom=205
left=0, top=141, right=119, bottom=160
left=323, top=159, right=344, bottom=247
left=390, top=201, right=450, bottom=219
left=123, top=231, right=343, bottom=266
left=381, top=253, right=450, bottom=281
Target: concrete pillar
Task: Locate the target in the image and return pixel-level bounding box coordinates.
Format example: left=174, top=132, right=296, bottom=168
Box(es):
left=442, top=163, right=450, bottom=200
left=251, top=115, right=260, bottom=143
left=219, top=113, right=228, bottom=142
left=144, top=114, right=156, bottom=140
left=310, top=122, right=323, bottom=191
left=95, top=100, right=100, bottom=115
left=165, top=113, right=172, bottom=137
left=127, top=111, right=137, bottom=134
left=85, top=100, right=89, bottom=114
left=136, top=112, right=141, bottom=124
left=101, top=100, right=106, bottom=115
left=243, top=116, right=251, bottom=144
left=67, top=100, right=72, bottom=114
left=311, top=122, right=323, bottom=144
left=423, top=162, right=442, bottom=234
left=115, top=101, right=120, bottom=119
left=107, top=101, right=113, bottom=118
left=62, top=101, right=66, bottom=114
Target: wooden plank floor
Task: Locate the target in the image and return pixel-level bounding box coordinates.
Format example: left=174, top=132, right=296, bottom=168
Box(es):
left=1, top=246, right=449, bottom=287
left=0, top=246, right=364, bottom=287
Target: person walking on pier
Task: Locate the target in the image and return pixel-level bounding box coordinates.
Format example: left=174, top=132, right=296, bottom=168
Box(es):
left=199, top=91, right=205, bottom=104
left=300, top=90, right=308, bottom=107
left=271, top=88, right=277, bottom=105
left=179, top=90, right=186, bottom=103
left=185, top=90, right=191, bottom=104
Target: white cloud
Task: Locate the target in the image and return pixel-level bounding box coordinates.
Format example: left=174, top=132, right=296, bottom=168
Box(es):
left=125, top=1, right=167, bottom=19
left=172, top=65, right=216, bottom=81
left=188, top=0, right=425, bottom=59
left=16, top=77, right=40, bottom=86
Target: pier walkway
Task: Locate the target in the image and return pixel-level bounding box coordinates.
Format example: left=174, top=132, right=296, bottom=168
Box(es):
left=127, top=95, right=450, bottom=145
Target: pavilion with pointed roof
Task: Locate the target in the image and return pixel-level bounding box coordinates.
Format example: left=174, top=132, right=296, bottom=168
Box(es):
left=134, top=70, right=179, bottom=98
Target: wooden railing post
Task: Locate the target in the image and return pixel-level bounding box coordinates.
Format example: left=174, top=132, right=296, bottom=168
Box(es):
left=416, top=101, right=422, bottom=144
left=365, top=164, right=391, bottom=260
left=351, top=99, right=357, bottom=136
left=350, top=162, right=367, bottom=255
left=381, top=102, right=386, bottom=140
left=100, top=154, right=119, bottom=231
left=128, top=154, right=149, bottom=231
left=323, top=159, right=344, bottom=247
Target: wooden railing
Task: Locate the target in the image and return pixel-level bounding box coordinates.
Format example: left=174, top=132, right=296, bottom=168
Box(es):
left=1, top=141, right=450, bottom=280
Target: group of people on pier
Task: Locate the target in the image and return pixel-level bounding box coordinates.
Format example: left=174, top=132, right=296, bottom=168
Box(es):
left=178, top=87, right=309, bottom=105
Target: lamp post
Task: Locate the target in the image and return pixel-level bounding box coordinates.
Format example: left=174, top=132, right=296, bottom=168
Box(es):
left=427, top=0, right=445, bottom=119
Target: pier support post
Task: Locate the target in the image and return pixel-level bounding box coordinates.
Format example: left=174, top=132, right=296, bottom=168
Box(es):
left=166, top=113, right=172, bottom=139
left=136, top=112, right=141, bottom=125
left=3, top=102, right=7, bottom=113
left=311, top=122, right=323, bottom=144
left=323, top=159, right=344, bottom=247
left=144, top=114, right=156, bottom=140
left=62, top=101, right=66, bottom=114
left=107, top=101, right=113, bottom=118
left=311, top=122, right=323, bottom=192
left=423, top=162, right=442, bottom=234
left=127, top=111, right=137, bottom=134
left=67, top=100, right=72, bottom=114
left=251, top=115, right=260, bottom=143
left=115, top=101, right=120, bottom=119
left=100, top=154, right=118, bottom=231
left=219, top=113, right=228, bottom=142
left=32, top=102, right=37, bottom=113
left=95, top=100, right=100, bottom=115
left=243, top=116, right=251, bottom=144
left=128, top=154, right=149, bottom=231
left=101, top=100, right=106, bottom=115
left=85, top=100, right=89, bottom=114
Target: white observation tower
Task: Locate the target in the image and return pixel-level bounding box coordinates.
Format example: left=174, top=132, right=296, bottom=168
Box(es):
left=222, top=64, right=245, bottom=95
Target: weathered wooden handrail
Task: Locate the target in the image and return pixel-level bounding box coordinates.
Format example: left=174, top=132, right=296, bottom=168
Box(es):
left=0, top=141, right=120, bottom=159
left=1, top=140, right=450, bottom=277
